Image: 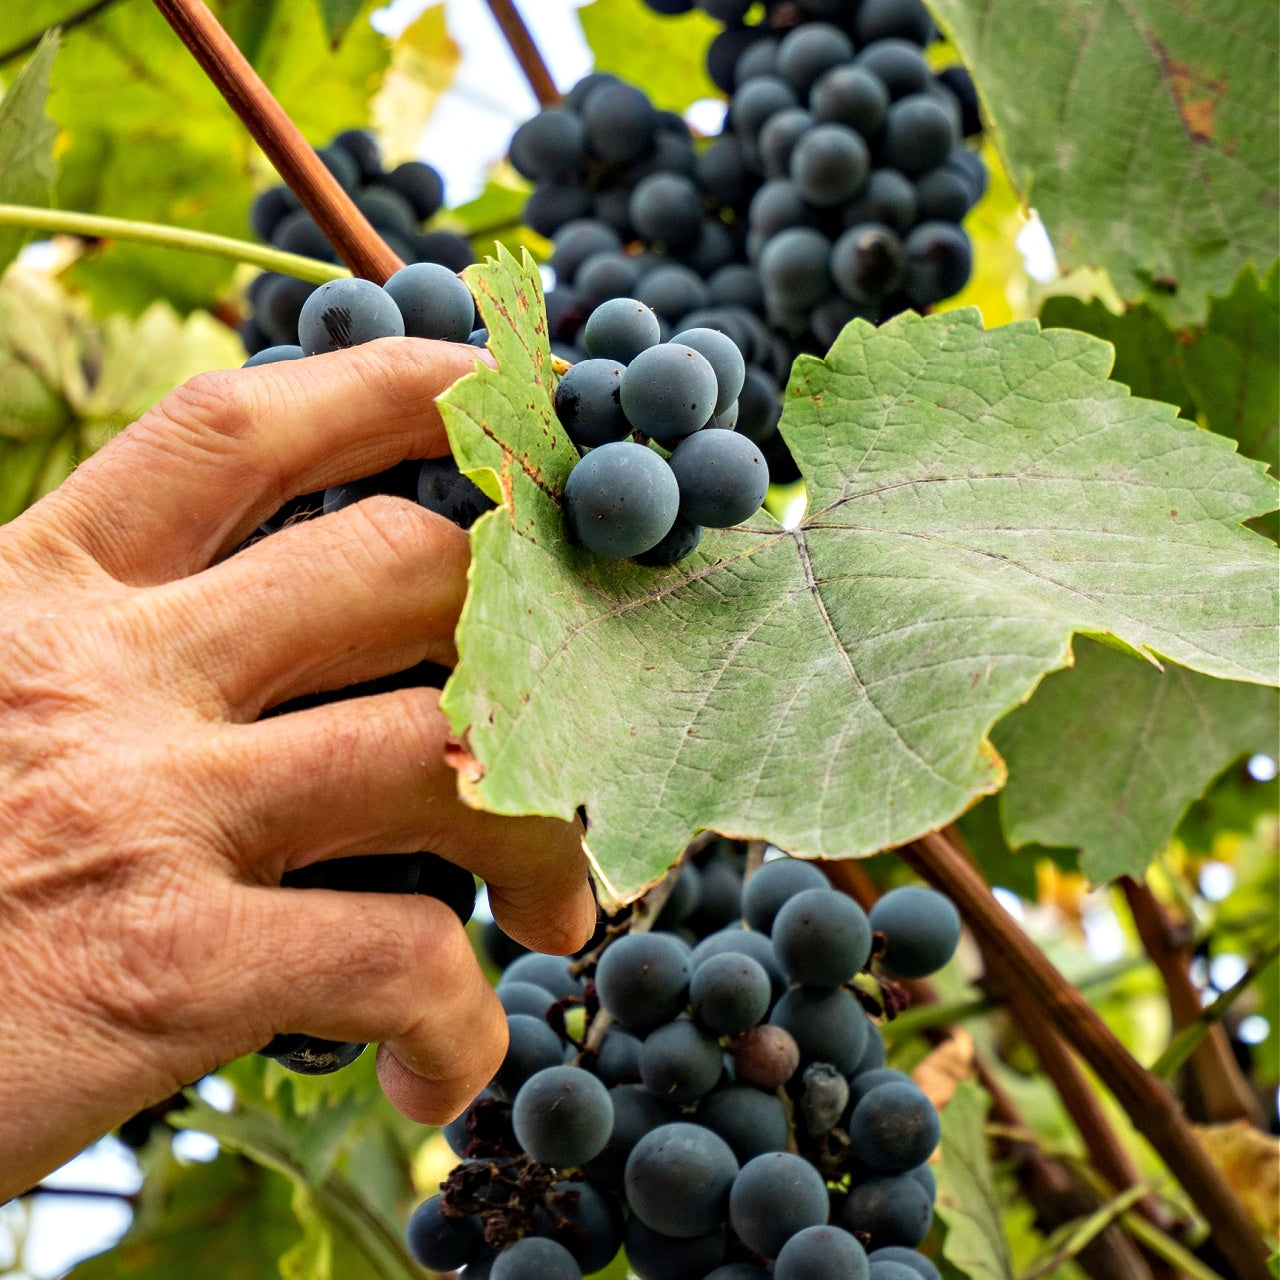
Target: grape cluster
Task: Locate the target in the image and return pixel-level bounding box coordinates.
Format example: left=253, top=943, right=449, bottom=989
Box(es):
left=553, top=298, right=768, bottom=564
left=241, top=128, right=475, bottom=356
left=407, top=841, right=962, bottom=1278
left=516, top=0, right=986, bottom=488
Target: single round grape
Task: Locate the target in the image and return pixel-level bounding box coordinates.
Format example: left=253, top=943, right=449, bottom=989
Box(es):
left=624, top=1121, right=739, bottom=1238
left=903, top=221, right=972, bottom=304
left=668, top=429, right=768, bottom=528
left=637, top=264, right=710, bottom=323
left=554, top=358, right=629, bottom=450
left=776, top=1225, right=871, bottom=1280
left=810, top=65, right=889, bottom=138
left=594, top=1027, right=643, bottom=1085
left=840, top=1173, right=933, bottom=1247
left=524, top=183, right=594, bottom=238
left=937, top=65, right=983, bottom=137
left=733, top=35, right=779, bottom=85
left=552, top=219, right=622, bottom=283
left=846, top=169, right=917, bottom=235
left=698, top=1082, right=790, bottom=1162
left=563, top=441, right=679, bottom=558
left=512, top=1065, right=614, bottom=1168
left=406, top=1195, right=483, bottom=1271
left=775, top=22, right=854, bottom=95
left=583, top=298, right=661, bottom=363
left=354, top=186, right=417, bottom=238
left=384, top=262, right=475, bottom=342
left=914, top=164, right=976, bottom=222
left=853, top=39, right=931, bottom=99
left=383, top=160, right=444, bottom=220
left=707, top=400, right=739, bottom=430
left=585, top=82, right=657, bottom=163
left=848, top=1081, right=941, bottom=1173
left=759, top=107, right=815, bottom=180
left=667, top=326, right=746, bottom=416
left=884, top=94, right=957, bottom=176
left=869, top=886, right=962, bottom=977
left=417, top=456, right=495, bottom=528
left=832, top=224, right=906, bottom=303
left=771, top=986, right=869, bottom=1074
left=620, top=343, right=719, bottom=443
left=690, top=926, right=787, bottom=1002
left=271, top=210, right=335, bottom=260
left=749, top=179, right=821, bottom=238
left=848, top=1067, right=915, bottom=1109
left=298, top=278, right=405, bottom=355
left=490, top=1235, right=582, bottom=1280
left=945, top=145, right=989, bottom=203
left=493, top=1013, right=564, bottom=1098
left=331, top=128, right=381, bottom=181
left=639, top=1017, right=724, bottom=1102
left=509, top=108, right=587, bottom=181
left=687, top=854, right=746, bottom=934
left=633, top=514, right=703, bottom=566
left=695, top=134, right=751, bottom=206
left=729, top=1151, right=831, bottom=1257
left=742, top=857, right=829, bottom=933
left=869, top=1246, right=943, bottom=1280
left=729, top=1023, right=801, bottom=1090
left=773, top=887, right=873, bottom=988
left=530, top=1180, right=624, bottom=1273
left=575, top=251, right=642, bottom=309
left=732, top=76, right=800, bottom=140
left=503, top=953, right=584, bottom=999
left=691, top=951, right=772, bottom=1035
left=629, top=173, right=704, bottom=248
left=759, top=227, right=832, bottom=309
left=496, top=980, right=556, bottom=1021
left=791, top=123, right=870, bottom=208
left=595, top=931, right=691, bottom=1030
left=624, top=1217, right=727, bottom=1280
left=242, top=343, right=305, bottom=367
left=316, top=143, right=361, bottom=190
left=855, top=0, right=934, bottom=46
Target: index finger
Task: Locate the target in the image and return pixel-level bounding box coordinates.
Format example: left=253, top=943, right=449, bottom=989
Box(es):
left=43, top=338, right=485, bottom=586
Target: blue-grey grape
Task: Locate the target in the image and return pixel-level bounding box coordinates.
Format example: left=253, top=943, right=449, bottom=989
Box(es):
left=620, top=343, right=719, bottom=443
left=667, top=426, right=768, bottom=527
left=490, top=1236, right=582, bottom=1280
left=669, top=326, right=746, bottom=414
left=624, top=1121, right=739, bottom=1237
left=775, top=1225, right=871, bottom=1280
left=563, top=441, right=679, bottom=558
left=595, top=932, right=691, bottom=1030
left=384, top=262, right=475, bottom=342
left=297, top=278, right=404, bottom=355
left=869, top=886, right=962, bottom=977
left=848, top=1080, right=940, bottom=1173
left=729, top=1150, right=831, bottom=1257
left=583, top=297, right=661, bottom=363
left=638, top=1018, right=724, bottom=1101
left=840, top=1172, right=933, bottom=1247
left=691, top=951, right=771, bottom=1034
left=772, top=887, right=872, bottom=988
left=512, top=1066, right=614, bottom=1168
left=554, top=358, right=630, bottom=448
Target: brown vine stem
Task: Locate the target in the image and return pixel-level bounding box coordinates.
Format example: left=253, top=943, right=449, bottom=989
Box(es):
left=899, top=829, right=1271, bottom=1280
left=1120, top=876, right=1264, bottom=1126
left=820, top=857, right=1163, bottom=1280
left=482, top=0, right=561, bottom=108
left=150, top=0, right=402, bottom=282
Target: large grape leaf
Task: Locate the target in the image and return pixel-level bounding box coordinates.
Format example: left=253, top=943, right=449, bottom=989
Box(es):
left=579, top=0, right=719, bottom=113
left=440, top=250, right=1278, bottom=904
left=0, top=30, right=58, bottom=274
left=992, top=638, right=1279, bottom=883
left=927, top=0, right=1280, bottom=327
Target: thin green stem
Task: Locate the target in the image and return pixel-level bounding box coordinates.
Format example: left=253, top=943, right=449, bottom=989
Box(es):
left=0, top=1, right=123, bottom=64
left=1151, top=938, right=1280, bottom=1079
left=0, top=204, right=346, bottom=283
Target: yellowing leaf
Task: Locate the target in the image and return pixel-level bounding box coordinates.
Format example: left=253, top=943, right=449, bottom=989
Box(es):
left=1194, top=1121, right=1280, bottom=1238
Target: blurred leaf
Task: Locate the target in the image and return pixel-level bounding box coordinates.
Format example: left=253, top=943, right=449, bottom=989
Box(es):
left=442, top=252, right=1278, bottom=901
left=371, top=3, right=459, bottom=167
left=994, top=638, right=1279, bottom=883
left=50, top=0, right=390, bottom=315
left=955, top=794, right=1075, bottom=900
left=912, top=1029, right=976, bottom=1110
left=70, top=1150, right=301, bottom=1280
left=0, top=3, right=87, bottom=64
left=0, top=30, right=58, bottom=273
left=1193, top=1121, right=1280, bottom=1238
left=928, top=0, right=1280, bottom=326
left=579, top=0, right=719, bottom=113
left=935, top=1081, right=1015, bottom=1279
left=313, top=0, right=367, bottom=47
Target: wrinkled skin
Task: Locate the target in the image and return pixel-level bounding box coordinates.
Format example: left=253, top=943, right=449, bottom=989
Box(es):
left=0, top=338, right=595, bottom=1201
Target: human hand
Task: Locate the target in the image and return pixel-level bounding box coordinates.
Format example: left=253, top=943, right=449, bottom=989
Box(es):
left=0, top=339, right=596, bottom=1202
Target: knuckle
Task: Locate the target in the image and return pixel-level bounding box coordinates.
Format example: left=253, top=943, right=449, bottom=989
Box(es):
left=159, top=369, right=259, bottom=444
left=344, top=494, right=456, bottom=573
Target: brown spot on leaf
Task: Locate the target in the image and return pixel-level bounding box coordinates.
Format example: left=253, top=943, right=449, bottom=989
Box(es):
left=1148, top=36, right=1224, bottom=142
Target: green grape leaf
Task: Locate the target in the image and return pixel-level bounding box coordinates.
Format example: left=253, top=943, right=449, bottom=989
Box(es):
left=993, top=638, right=1279, bottom=883
left=579, top=0, right=720, bottom=112
left=928, top=0, right=1280, bottom=326
left=48, top=0, right=390, bottom=315
left=441, top=251, right=1278, bottom=903
left=0, top=30, right=58, bottom=275
left=935, top=1082, right=1015, bottom=1279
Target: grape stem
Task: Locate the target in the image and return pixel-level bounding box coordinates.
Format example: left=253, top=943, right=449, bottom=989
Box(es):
left=0, top=204, right=345, bottom=283
left=899, top=829, right=1272, bottom=1280
left=149, top=0, right=402, bottom=283
left=481, top=0, right=560, bottom=108
left=1120, top=876, right=1265, bottom=1124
